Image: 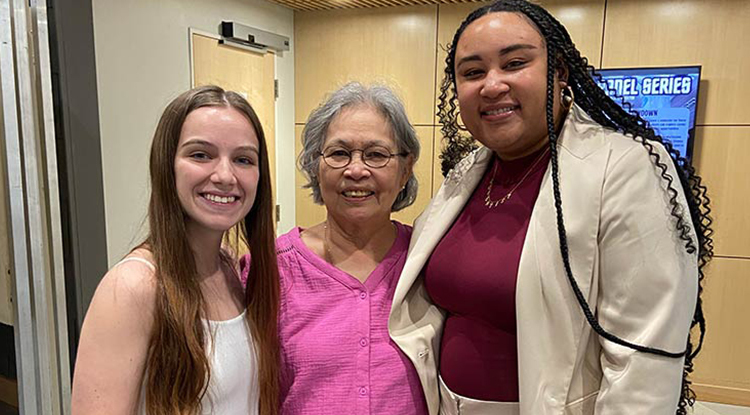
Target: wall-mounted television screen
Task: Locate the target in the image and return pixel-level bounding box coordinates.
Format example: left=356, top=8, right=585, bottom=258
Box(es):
left=594, top=65, right=701, bottom=161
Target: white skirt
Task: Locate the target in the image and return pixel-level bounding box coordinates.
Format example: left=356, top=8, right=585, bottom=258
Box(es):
left=439, top=376, right=520, bottom=415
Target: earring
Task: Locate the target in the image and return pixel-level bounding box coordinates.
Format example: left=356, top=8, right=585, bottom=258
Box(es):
left=561, top=85, right=574, bottom=111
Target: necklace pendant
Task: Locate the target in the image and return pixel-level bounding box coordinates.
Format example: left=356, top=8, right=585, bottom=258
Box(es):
left=501, top=192, right=512, bottom=204
left=484, top=147, right=549, bottom=210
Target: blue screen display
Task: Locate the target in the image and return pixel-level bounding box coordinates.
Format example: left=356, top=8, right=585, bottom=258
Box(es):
left=594, top=66, right=701, bottom=160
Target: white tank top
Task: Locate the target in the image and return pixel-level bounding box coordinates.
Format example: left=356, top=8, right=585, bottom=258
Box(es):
left=117, top=257, right=259, bottom=415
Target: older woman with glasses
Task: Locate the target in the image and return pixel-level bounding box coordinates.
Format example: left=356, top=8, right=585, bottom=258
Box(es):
left=273, top=82, right=426, bottom=414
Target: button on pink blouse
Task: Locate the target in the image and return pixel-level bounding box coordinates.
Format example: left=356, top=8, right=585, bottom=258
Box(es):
left=271, top=222, right=427, bottom=415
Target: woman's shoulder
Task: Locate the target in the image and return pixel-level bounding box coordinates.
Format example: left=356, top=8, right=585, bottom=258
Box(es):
left=563, top=105, right=663, bottom=162
left=566, top=115, right=671, bottom=173
left=393, top=220, right=414, bottom=239
left=101, top=249, right=158, bottom=315
left=601, top=131, right=674, bottom=177
left=82, top=249, right=158, bottom=342
left=72, top=252, right=157, bottom=414
left=239, top=227, right=304, bottom=284
left=275, top=227, right=302, bottom=254
left=390, top=221, right=415, bottom=257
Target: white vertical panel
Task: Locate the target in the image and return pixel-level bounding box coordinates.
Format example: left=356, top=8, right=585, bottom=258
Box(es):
left=0, top=0, right=71, bottom=413
left=0, top=0, right=39, bottom=411
left=32, top=2, right=72, bottom=413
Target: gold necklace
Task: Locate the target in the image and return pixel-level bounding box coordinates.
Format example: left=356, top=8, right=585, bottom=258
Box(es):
left=484, top=147, right=550, bottom=208
left=323, top=221, right=334, bottom=265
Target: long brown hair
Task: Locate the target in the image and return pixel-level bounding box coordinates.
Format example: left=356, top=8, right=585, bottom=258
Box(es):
left=142, top=85, right=279, bottom=414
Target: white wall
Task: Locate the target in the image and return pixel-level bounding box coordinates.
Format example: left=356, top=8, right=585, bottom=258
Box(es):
left=92, top=0, right=295, bottom=265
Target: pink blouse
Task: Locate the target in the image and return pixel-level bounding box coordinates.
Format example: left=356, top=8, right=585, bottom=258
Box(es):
left=270, top=222, right=427, bottom=415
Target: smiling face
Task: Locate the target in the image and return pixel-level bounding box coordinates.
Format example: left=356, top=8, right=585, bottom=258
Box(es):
left=174, top=105, right=260, bottom=236
left=318, top=104, right=413, bottom=226
left=454, top=11, right=565, bottom=159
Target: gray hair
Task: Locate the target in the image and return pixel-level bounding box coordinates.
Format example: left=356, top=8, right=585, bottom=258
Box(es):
left=298, top=82, right=420, bottom=212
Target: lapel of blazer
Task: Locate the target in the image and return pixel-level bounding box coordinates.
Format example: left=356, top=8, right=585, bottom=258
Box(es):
left=390, top=146, right=494, bottom=326
left=517, top=104, right=612, bottom=412
left=389, top=146, right=493, bottom=415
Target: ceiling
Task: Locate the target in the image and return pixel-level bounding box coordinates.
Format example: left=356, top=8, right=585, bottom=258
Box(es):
left=267, top=0, right=486, bottom=12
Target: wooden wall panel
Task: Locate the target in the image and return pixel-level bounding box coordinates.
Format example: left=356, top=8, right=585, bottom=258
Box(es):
left=436, top=0, right=604, bottom=69
left=692, top=257, right=750, bottom=405
left=294, top=6, right=438, bottom=125
left=392, top=126, right=435, bottom=225
left=692, top=126, right=750, bottom=258
left=294, top=125, right=327, bottom=228
left=603, top=0, right=750, bottom=125
left=542, top=0, right=606, bottom=66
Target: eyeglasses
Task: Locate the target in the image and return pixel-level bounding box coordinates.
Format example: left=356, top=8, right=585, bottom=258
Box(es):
left=320, top=145, right=407, bottom=169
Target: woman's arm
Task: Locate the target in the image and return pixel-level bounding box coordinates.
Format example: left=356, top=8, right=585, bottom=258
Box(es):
left=71, top=258, right=157, bottom=415
left=594, top=142, right=698, bottom=414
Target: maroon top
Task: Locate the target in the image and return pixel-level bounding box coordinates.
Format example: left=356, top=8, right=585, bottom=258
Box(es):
left=424, top=146, right=550, bottom=401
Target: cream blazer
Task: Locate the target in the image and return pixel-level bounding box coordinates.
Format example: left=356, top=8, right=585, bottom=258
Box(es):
left=389, top=105, right=699, bottom=415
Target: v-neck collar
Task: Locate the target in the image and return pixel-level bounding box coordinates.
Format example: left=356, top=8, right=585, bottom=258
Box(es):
left=289, top=222, right=408, bottom=291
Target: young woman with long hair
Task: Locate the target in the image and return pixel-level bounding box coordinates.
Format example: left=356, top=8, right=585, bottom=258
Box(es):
left=71, top=85, right=279, bottom=415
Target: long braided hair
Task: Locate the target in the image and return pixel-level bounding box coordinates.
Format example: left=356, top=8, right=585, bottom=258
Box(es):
left=438, top=2, right=713, bottom=413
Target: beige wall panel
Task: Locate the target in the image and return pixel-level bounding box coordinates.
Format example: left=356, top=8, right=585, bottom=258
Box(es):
left=294, top=6, right=438, bottom=125
left=692, top=257, right=750, bottom=405
left=393, top=126, right=435, bottom=226
left=294, top=125, right=435, bottom=228
left=435, top=2, right=486, bottom=80
left=436, top=1, right=605, bottom=69
left=603, top=0, right=750, bottom=125
left=295, top=125, right=327, bottom=229
left=692, top=126, right=750, bottom=258
left=542, top=0, right=605, bottom=66
left=435, top=1, right=605, bottom=124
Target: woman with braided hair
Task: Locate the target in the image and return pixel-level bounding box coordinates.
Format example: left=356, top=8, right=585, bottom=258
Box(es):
left=388, top=1, right=713, bottom=414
